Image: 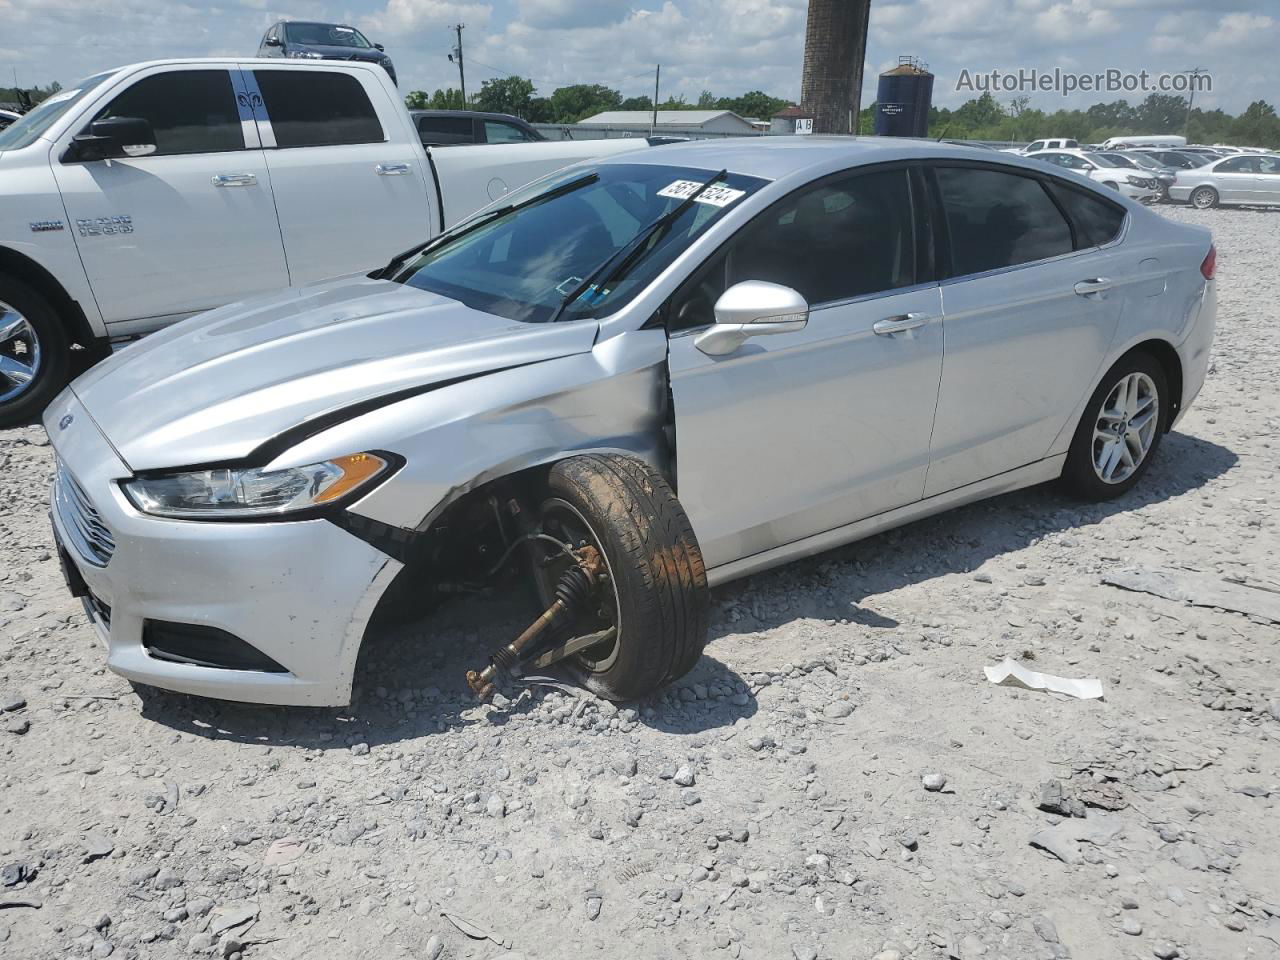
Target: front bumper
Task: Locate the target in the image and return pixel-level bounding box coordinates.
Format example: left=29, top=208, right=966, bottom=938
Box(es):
left=44, top=389, right=402, bottom=706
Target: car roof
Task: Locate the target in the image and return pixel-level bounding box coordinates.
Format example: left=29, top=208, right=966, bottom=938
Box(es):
left=409, top=110, right=531, bottom=124
left=596, top=136, right=1065, bottom=181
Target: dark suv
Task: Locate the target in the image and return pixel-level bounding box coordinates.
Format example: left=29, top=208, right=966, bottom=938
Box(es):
left=258, top=21, right=396, bottom=85
left=410, top=110, right=545, bottom=147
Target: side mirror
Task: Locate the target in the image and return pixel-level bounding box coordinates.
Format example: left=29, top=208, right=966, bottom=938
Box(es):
left=694, top=281, right=809, bottom=356
left=374, top=42, right=385, bottom=51
left=264, top=35, right=282, bottom=47
left=69, top=116, right=157, bottom=161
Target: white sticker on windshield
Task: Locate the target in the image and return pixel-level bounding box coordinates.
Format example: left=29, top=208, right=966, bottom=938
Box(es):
left=657, top=180, right=746, bottom=208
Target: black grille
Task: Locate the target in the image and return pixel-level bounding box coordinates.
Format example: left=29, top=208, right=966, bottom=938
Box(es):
left=85, top=591, right=112, bottom=630
left=54, top=460, right=115, bottom=567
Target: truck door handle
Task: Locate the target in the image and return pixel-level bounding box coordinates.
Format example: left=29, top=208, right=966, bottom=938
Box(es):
left=1074, top=277, right=1112, bottom=296
left=212, top=173, right=257, bottom=187
left=872, top=312, right=931, bottom=336
left=376, top=163, right=411, bottom=176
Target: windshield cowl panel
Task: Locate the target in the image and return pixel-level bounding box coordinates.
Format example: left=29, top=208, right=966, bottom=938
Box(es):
left=394, top=163, right=766, bottom=325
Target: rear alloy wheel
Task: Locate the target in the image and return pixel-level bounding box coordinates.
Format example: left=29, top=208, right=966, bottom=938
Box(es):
left=1061, top=351, right=1167, bottom=500
left=531, top=454, right=709, bottom=701
left=0, top=277, right=71, bottom=428
left=1191, top=186, right=1219, bottom=209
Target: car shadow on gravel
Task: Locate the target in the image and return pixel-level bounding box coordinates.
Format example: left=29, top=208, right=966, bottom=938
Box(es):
left=133, top=586, right=758, bottom=747
left=706, top=431, right=1238, bottom=636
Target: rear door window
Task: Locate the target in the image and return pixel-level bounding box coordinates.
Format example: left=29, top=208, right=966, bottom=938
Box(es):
left=483, top=120, right=534, bottom=143
left=417, top=115, right=475, bottom=144
left=255, top=70, right=384, bottom=147
left=89, top=69, right=243, bottom=156
left=934, top=166, right=1074, bottom=277
left=1044, top=180, right=1127, bottom=247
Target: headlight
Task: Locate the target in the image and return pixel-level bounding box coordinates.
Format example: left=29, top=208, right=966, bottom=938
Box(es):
left=122, top=453, right=393, bottom=520
left=1126, top=175, right=1146, bottom=186
left=287, top=51, right=325, bottom=59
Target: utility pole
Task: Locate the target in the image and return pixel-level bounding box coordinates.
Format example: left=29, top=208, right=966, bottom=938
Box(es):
left=651, top=65, right=660, bottom=136
left=449, top=23, right=467, bottom=107
left=1182, top=66, right=1207, bottom=141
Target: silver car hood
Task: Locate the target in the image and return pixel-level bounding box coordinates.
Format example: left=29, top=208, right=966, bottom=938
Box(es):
left=73, top=278, right=599, bottom=471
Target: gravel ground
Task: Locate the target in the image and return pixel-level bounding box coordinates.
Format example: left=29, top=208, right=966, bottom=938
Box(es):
left=2, top=205, right=1278, bottom=960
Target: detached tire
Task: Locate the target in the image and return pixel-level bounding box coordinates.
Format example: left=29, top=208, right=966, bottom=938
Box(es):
left=0, top=275, right=71, bottom=428
left=542, top=454, right=709, bottom=701
left=1061, top=350, right=1168, bottom=501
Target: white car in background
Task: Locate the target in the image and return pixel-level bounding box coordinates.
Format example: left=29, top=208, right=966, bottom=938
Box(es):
left=1169, top=153, right=1280, bottom=208
left=1031, top=149, right=1161, bottom=202
left=1004, top=137, right=1079, bottom=155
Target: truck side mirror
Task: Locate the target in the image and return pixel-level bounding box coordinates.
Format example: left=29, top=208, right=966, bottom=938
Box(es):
left=264, top=35, right=282, bottom=47
left=68, top=117, right=157, bottom=162
left=374, top=42, right=385, bottom=51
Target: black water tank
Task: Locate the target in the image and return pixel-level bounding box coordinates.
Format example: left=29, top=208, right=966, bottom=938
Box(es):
left=875, top=57, right=934, bottom=137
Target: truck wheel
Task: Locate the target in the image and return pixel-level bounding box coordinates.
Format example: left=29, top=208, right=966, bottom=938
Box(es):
left=534, top=454, right=709, bottom=701
left=1061, top=350, right=1168, bottom=501
left=0, top=276, right=71, bottom=428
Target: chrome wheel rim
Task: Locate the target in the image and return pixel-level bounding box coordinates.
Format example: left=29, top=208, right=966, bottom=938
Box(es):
left=1092, top=372, right=1159, bottom=484
left=0, top=301, right=42, bottom=404
left=535, top=498, right=622, bottom=672
left=1192, top=189, right=1215, bottom=209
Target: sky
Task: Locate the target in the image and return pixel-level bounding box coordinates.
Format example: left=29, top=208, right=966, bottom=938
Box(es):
left=0, top=0, right=1275, bottom=114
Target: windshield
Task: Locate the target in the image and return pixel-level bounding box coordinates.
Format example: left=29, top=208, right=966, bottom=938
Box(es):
left=395, top=163, right=767, bottom=324
left=1099, top=153, right=1137, bottom=168
left=0, top=71, right=117, bottom=151
left=1126, top=153, right=1159, bottom=170
left=1089, top=154, right=1124, bottom=168
left=286, top=23, right=371, bottom=47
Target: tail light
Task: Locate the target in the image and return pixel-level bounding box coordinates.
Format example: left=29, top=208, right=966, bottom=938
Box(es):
left=1200, top=245, right=1217, bottom=280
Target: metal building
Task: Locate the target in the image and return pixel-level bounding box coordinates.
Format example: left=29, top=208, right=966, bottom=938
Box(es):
left=874, top=57, right=934, bottom=138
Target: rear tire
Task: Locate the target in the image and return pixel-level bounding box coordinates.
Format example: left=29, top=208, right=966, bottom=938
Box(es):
left=0, top=275, right=71, bottom=428
left=1191, top=186, right=1218, bottom=209
left=541, top=454, right=709, bottom=701
left=1061, top=351, right=1168, bottom=501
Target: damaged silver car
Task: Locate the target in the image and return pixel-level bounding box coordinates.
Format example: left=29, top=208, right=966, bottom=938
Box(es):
left=46, top=138, right=1217, bottom=706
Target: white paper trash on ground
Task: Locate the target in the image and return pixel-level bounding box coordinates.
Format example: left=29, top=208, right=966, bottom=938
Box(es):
left=984, top=658, right=1104, bottom=700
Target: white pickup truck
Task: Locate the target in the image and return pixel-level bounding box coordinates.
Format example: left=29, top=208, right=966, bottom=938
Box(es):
left=0, top=58, right=650, bottom=425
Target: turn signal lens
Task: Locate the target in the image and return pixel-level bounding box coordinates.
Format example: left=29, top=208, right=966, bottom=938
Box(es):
left=312, top=453, right=388, bottom=504
left=1200, top=245, right=1216, bottom=280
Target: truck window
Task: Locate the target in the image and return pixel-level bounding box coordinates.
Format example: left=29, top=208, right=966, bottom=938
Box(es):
left=483, top=120, right=533, bottom=143
left=254, top=70, right=384, bottom=148
left=417, top=115, right=475, bottom=144
left=90, top=70, right=243, bottom=156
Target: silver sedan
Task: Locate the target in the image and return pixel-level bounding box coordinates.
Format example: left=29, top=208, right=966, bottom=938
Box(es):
left=1169, top=153, right=1280, bottom=208
left=45, top=138, right=1217, bottom=707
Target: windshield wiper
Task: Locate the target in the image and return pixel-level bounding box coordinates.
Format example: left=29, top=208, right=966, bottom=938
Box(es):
left=548, top=168, right=729, bottom=324
left=376, top=172, right=600, bottom=280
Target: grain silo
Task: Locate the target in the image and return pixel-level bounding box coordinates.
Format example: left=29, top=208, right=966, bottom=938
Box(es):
left=874, top=57, right=934, bottom=138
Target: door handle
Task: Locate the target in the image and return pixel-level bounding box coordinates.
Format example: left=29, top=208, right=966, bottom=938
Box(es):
left=212, top=173, right=257, bottom=187
left=872, top=312, right=930, bottom=336
left=1074, top=277, right=1112, bottom=296
left=376, top=163, right=411, bottom=176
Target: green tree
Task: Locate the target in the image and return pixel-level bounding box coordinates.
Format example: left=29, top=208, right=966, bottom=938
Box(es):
left=473, top=76, right=535, bottom=117
left=952, top=93, right=1005, bottom=130
left=1134, top=93, right=1188, bottom=134
left=405, top=88, right=466, bottom=110
left=548, top=83, right=622, bottom=122
left=526, top=96, right=555, bottom=123
left=619, top=95, right=653, bottom=112
left=719, top=91, right=789, bottom=120
left=404, top=90, right=429, bottom=110
left=696, top=89, right=718, bottom=109
left=1233, top=100, right=1280, bottom=148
